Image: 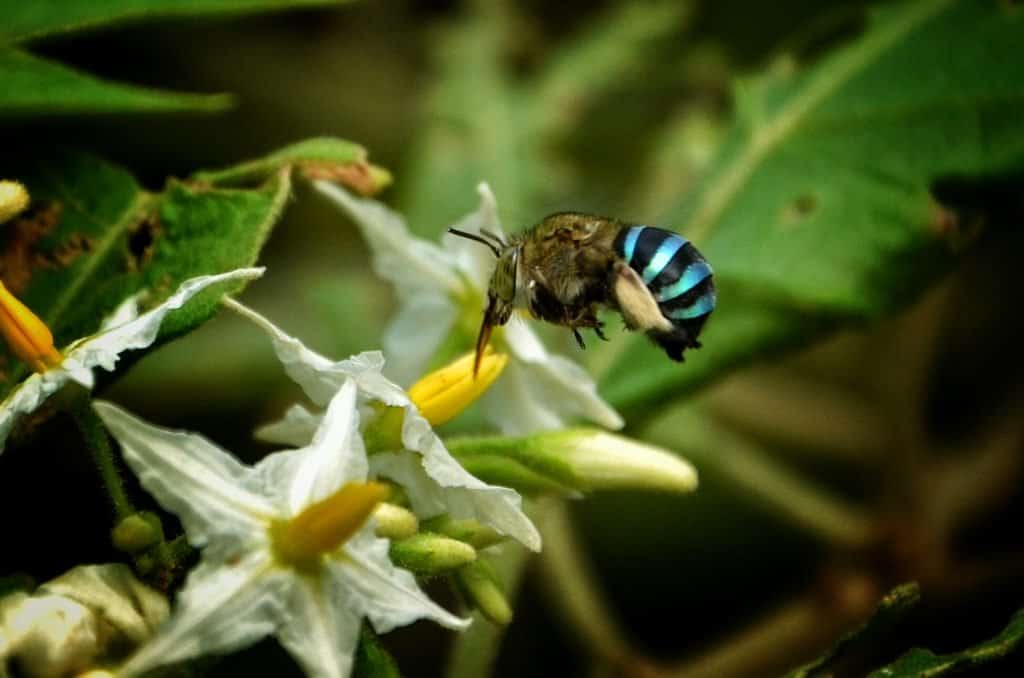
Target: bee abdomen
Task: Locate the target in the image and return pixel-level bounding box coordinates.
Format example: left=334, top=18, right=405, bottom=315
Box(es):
left=614, top=225, right=716, bottom=360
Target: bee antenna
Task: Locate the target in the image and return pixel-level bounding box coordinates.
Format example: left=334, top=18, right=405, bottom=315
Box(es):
left=478, top=229, right=507, bottom=247
left=448, top=228, right=501, bottom=257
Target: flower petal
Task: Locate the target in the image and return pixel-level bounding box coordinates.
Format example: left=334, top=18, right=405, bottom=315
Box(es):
left=226, top=299, right=405, bottom=409
left=373, top=404, right=541, bottom=551
left=0, top=370, right=73, bottom=452
left=119, top=551, right=281, bottom=677
left=334, top=528, right=469, bottom=633
left=315, top=181, right=464, bottom=297
left=441, top=182, right=505, bottom=291
left=276, top=577, right=361, bottom=678
left=489, top=320, right=624, bottom=433
left=94, top=401, right=276, bottom=549
left=64, top=268, right=264, bottom=375
left=255, top=403, right=323, bottom=447
left=282, top=380, right=368, bottom=514
left=383, top=295, right=457, bottom=386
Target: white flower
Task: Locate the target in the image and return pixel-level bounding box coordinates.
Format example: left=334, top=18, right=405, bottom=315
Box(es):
left=94, top=381, right=467, bottom=678
left=0, top=564, right=169, bottom=678
left=224, top=299, right=542, bottom=552
left=314, top=181, right=624, bottom=435
left=0, top=268, right=264, bottom=452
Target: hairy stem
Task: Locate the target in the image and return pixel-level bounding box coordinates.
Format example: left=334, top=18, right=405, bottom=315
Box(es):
left=70, top=395, right=134, bottom=521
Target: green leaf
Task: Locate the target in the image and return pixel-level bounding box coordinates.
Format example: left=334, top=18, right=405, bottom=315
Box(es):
left=0, top=0, right=350, bottom=44
left=0, top=148, right=289, bottom=396
left=0, top=47, right=231, bottom=116
left=399, top=0, right=687, bottom=235
left=398, top=2, right=530, bottom=235
left=192, top=137, right=391, bottom=194
left=869, top=605, right=1024, bottom=677
left=601, top=0, right=1024, bottom=413
left=787, top=582, right=921, bottom=677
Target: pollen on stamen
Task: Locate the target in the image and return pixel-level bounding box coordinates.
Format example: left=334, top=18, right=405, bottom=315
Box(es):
left=408, top=348, right=508, bottom=426
left=0, top=281, right=62, bottom=373
left=271, top=481, right=389, bottom=569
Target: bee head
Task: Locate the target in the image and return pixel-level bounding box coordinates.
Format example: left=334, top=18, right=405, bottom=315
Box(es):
left=448, top=227, right=520, bottom=375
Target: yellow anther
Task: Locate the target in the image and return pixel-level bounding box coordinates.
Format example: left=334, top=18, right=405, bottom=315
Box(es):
left=0, top=180, right=29, bottom=224
left=408, top=349, right=508, bottom=427
left=0, top=281, right=62, bottom=373
left=272, top=481, right=389, bottom=568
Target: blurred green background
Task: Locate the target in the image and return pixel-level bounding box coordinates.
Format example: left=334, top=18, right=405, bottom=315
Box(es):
left=1, top=0, right=1023, bottom=676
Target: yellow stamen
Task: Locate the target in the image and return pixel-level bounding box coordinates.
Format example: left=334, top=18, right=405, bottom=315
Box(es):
left=0, top=180, right=29, bottom=224
left=0, top=281, right=62, bottom=372
left=408, top=349, right=508, bottom=427
left=272, top=481, right=389, bottom=568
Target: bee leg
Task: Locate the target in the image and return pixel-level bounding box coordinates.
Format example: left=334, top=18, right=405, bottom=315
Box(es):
left=594, top=323, right=608, bottom=341
left=572, top=328, right=587, bottom=350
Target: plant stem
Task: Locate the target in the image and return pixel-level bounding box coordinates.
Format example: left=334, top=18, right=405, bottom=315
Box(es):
left=534, top=500, right=635, bottom=669
left=70, top=395, right=133, bottom=521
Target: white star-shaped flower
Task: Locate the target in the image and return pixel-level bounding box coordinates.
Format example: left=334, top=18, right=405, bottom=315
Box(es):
left=224, top=299, right=542, bottom=552
left=0, top=268, right=263, bottom=452
left=314, top=181, right=624, bottom=435
left=94, top=381, right=467, bottom=678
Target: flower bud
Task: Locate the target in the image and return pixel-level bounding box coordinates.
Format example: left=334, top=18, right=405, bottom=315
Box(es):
left=390, top=533, right=477, bottom=575
left=111, top=512, right=163, bottom=553
left=0, top=180, right=29, bottom=224
left=552, top=430, right=699, bottom=493
left=408, top=349, right=508, bottom=426
left=454, top=559, right=512, bottom=626
left=447, top=429, right=698, bottom=495
left=421, top=515, right=505, bottom=549
left=373, top=502, right=419, bottom=540
left=0, top=281, right=62, bottom=373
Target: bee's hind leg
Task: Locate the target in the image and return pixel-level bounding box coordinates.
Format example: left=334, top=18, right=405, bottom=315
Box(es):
left=594, top=322, right=608, bottom=341
left=572, top=328, right=587, bottom=350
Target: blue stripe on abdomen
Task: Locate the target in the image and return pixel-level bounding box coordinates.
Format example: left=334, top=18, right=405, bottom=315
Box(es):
left=621, top=226, right=643, bottom=264
left=666, top=291, right=716, bottom=320
left=642, top=236, right=686, bottom=284
left=655, top=261, right=712, bottom=302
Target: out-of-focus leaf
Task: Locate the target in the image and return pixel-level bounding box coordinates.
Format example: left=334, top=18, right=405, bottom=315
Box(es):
left=399, top=2, right=529, bottom=235
left=787, top=582, right=920, bottom=677
left=0, top=47, right=230, bottom=116
left=868, top=606, right=1024, bottom=677
left=399, top=0, right=689, bottom=235
left=601, top=0, right=1024, bottom=413
left=192, top=137, right=392, bottom=194
left=0, top=1, right=353, bottom=116
left=532, top=1, right=693, bottom=140
left=0, top=149, right=290, bottom=396
left=0, top=0, right=351, bottom=44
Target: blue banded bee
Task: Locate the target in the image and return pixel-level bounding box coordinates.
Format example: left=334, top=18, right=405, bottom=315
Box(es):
left=449, top=213, right=715, bottom=372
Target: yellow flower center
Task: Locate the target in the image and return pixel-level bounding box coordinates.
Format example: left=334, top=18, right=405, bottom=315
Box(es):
left=0, top=281, right=62, bottom=373
left=271, top=481, right=389, bottom=570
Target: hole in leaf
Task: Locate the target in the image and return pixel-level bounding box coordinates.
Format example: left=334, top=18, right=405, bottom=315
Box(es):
left=0, top=202, right=63, bottom=294
left=780, top=194, right=817, bottom=224
left=127, top=215, right=162, bottom=271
